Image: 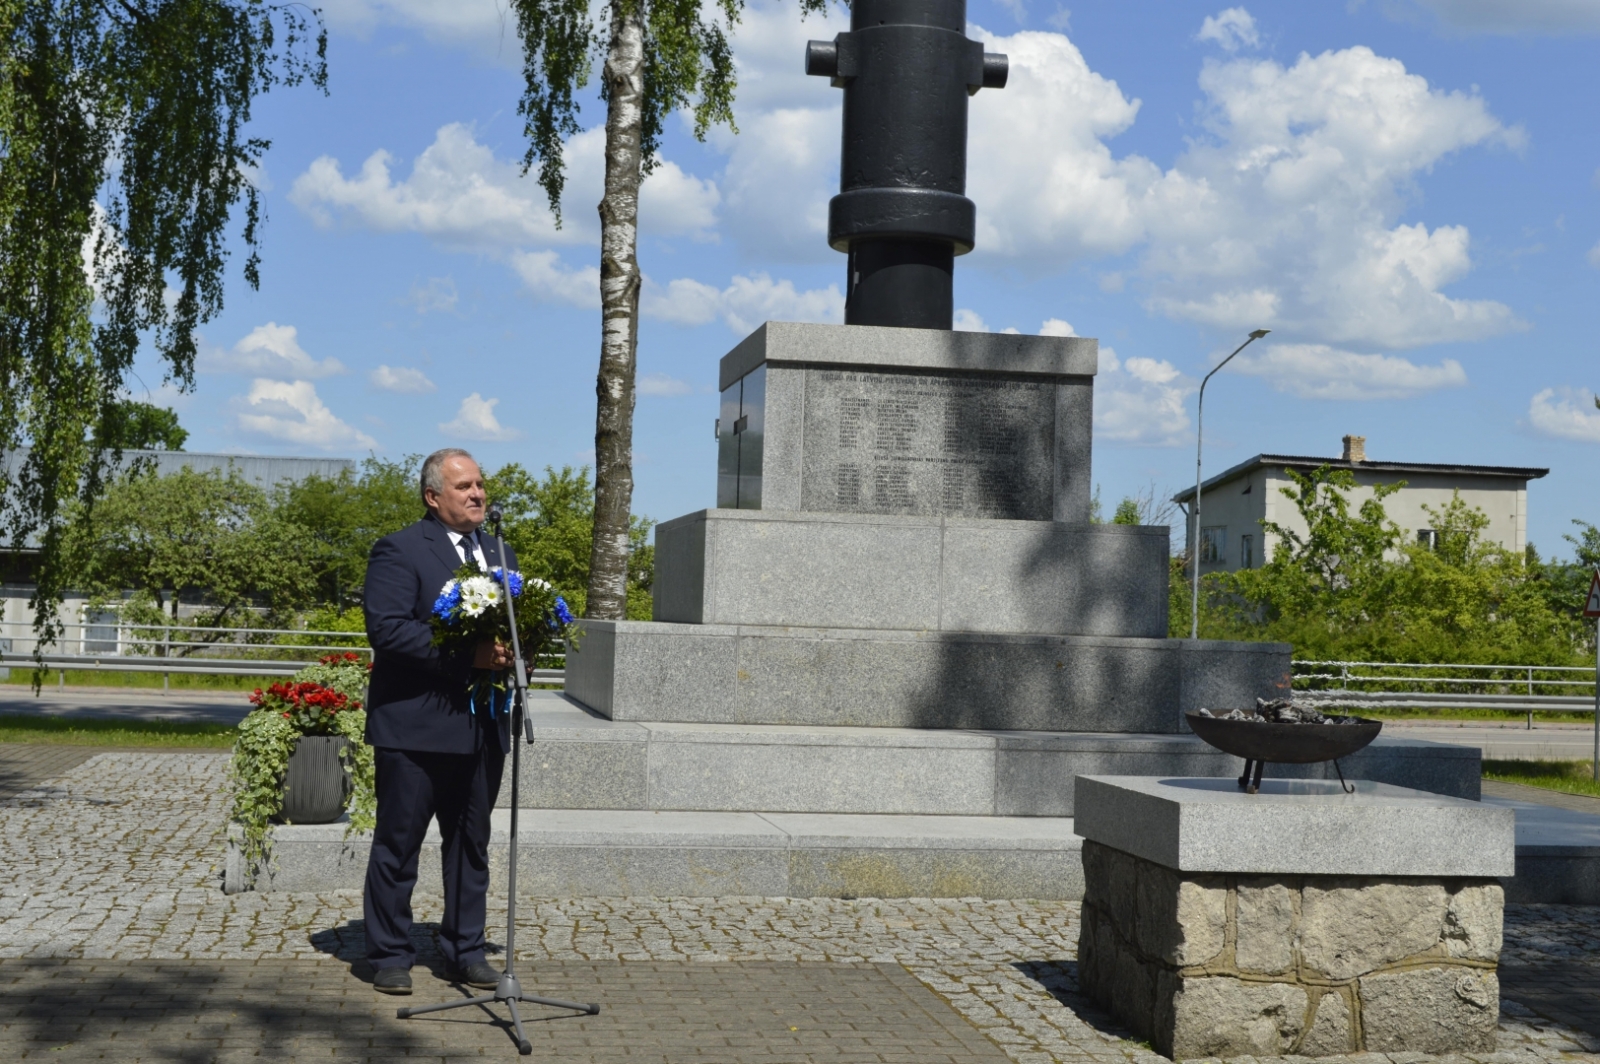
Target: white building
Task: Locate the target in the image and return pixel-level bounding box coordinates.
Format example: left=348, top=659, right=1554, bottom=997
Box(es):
left=1172, top=436, right=1548, bottom=575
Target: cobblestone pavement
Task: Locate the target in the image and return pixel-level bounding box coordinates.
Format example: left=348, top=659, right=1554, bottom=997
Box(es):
left=2, top=752, right=1598, bottom=1064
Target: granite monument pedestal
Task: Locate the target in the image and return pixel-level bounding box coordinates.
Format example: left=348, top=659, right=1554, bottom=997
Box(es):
left=1074, top=775, right=1514, bottom=1059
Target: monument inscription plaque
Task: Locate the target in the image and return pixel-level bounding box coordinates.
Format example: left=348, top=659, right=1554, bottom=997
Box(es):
left=799, top=368, right=1054, bottom=519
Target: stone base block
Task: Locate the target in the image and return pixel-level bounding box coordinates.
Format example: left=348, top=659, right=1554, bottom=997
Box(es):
left=507, top=693, right=1483, bottom=815
left=224, top=810, right=1085, bottom=900
left=1077, top=840, right=1504, bottom=1059
left=565, top=620, right=1290, bottom=731
left=653, top=508, right=1169, bottom=638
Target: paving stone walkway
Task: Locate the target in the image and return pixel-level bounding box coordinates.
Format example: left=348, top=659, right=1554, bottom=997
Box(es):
left=2, top=751, right=1598, bottom=1064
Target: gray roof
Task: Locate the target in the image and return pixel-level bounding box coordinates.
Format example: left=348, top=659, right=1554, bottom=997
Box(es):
left=3, top=448, right=354, bottom=490
left=1172, top=453, right=1549, bottom=505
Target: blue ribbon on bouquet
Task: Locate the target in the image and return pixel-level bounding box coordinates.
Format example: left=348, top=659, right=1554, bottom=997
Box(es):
left=467, top=674, right=511, bottom=719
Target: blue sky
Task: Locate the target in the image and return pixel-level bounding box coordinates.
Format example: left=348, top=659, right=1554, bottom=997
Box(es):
left=139, top=0, right=1600, bottom=557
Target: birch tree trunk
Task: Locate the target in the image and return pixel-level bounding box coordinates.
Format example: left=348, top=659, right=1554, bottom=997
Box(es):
left=586, top=3, right=646, bottom=620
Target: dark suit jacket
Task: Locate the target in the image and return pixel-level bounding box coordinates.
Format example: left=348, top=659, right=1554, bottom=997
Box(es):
left=363, top=513, right=514, bottom=755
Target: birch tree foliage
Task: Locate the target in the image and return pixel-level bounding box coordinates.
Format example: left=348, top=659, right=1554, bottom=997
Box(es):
left=511, top=0, right=827, bottom=620
left=0, top=0, right=325, bottom=645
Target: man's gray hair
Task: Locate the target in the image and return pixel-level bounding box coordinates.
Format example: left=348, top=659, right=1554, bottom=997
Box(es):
left=420, top=448, right=477, bottom=508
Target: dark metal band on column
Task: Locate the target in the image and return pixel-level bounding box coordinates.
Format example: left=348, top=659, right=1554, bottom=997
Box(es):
left=806, top=0, right=1007, bottom=330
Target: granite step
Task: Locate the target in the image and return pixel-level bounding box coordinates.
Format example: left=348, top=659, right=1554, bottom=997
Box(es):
left=225, top=798, right=1600, bottom=903
left=224, top=809, right=1086, bottom=900
left=507, top=692, right=1482, bottom=816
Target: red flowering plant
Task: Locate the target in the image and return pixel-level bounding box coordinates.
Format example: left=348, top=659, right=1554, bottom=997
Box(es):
left=249, top=681, right=354, bottom=735
left=228, top=652, right=376, bottom=870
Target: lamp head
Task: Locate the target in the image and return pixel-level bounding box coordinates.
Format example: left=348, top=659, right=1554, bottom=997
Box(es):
left=1248, top=328, right=1270, bottom=340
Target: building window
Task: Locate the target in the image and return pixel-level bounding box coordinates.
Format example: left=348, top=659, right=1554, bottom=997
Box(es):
left=82, top=608, right=119, bottom=655
left=1417, top=529, right=1439, bottom=551
left=1240, top=534, right=1254, bottom=570
left=1200, top=526, right=1226, bottom=564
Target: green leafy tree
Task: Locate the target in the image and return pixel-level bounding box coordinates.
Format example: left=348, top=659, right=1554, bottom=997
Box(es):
left=1112, top=498, right=1141, bottom=525
left=95, top=400, right=188, bottom=451
left=59, top=466, right=317, bottom=634
left=275, top=456, right=422, bottom=607
left=510, top=0, right=826, bottom=620
left=1197, top=468, right=1582, bottom=666
left=484, top=463, right=654, bottom=620
left=0, top=0, right=326, bottom=652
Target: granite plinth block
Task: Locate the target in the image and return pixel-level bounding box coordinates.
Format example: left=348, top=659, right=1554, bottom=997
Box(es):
left=224, top=809, right=1085, bottom=899
left=653, top=508, right=1168, bottom=637
left=506, top=695, right=1482, bottom=815
left=1077, top=839, right=1505, bottom=1058
left=565, top=620, right=1290, bottom=731
left=715, top=321, right=1096, bottom=522
left=1074, top=775, right=1514, bottom=877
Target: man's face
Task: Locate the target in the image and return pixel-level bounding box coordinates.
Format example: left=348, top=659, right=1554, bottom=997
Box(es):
left=426, top=456, right=486, bottom=532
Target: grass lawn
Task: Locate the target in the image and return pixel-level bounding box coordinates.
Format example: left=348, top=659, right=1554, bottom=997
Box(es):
left=1352, top=706, right=1594, bottom=725
left=0, top=714, right=236, bottom=749
left=1483, top=758, right=1600, bottom=799
left=2, top=669, right=270, bottom=691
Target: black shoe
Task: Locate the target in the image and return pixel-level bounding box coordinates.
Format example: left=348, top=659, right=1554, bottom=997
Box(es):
left=372, top=967, right=413, bottom=995
left=450, top=961, right=501, bottom=989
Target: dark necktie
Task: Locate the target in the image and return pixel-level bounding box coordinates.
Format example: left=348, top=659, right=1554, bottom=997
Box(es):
left=459, top=532, right=480, bottom=570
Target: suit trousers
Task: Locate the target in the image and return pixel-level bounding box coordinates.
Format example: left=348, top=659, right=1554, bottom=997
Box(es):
left=363, top=742, right=505, bottom=971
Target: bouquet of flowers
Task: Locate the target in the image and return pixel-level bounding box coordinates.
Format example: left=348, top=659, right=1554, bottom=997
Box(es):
left=430, top=563, right=579, bottom=715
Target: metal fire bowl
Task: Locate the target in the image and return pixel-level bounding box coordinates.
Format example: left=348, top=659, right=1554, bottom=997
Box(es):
left=1184, top=711, right=1383, bottom=764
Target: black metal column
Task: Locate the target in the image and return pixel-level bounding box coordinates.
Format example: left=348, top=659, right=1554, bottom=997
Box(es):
left=807, top=0, right=1007, bottom=330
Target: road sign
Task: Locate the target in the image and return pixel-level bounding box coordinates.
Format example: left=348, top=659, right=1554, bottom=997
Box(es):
left=1586, top=570, right=1600, bottom=618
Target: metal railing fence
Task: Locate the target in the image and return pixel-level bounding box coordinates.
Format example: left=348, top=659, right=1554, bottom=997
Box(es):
left=1291, top=658, right=1597, bottom=720
left=0, top=620, right=563, bottom=686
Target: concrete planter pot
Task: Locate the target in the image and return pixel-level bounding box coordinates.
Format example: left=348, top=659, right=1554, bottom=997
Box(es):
left=276, top=736, right=351, bottom=824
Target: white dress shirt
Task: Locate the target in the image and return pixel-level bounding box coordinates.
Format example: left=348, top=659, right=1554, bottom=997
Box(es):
left=447, top=529, right=486, bottom=571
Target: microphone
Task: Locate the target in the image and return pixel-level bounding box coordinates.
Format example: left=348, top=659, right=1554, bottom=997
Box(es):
left=486, top=504, right=504, bottom=528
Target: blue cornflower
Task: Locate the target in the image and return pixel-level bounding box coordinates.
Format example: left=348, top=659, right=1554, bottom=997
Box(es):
left=489, top=567, right=524, bottom=597
left=432, top=580, right=462, bottom=620
left=554, top=596, right=575, bottom=625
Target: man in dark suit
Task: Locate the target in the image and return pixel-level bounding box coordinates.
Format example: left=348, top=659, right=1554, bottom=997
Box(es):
left=362, top=447, right=516, bottom=995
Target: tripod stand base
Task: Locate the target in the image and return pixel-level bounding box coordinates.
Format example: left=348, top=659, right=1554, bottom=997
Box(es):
left=396, top=972, right=600, bottom=1055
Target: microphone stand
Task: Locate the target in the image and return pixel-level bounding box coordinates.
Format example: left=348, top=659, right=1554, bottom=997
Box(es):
left=396, top=508, right=599, bottom=1055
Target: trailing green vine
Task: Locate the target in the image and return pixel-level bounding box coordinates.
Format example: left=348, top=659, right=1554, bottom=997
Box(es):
left=226, top=653, right=375, bottom=871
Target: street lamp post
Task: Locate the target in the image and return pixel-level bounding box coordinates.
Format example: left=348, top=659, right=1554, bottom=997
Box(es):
left=1190, top=329, right=1270, bottom=641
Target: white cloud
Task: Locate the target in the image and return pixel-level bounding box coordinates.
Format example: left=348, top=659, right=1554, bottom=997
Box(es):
left=368, top=365, right=437, bottom=394
left=953, top=309, right=989, bottom=332
left=202, top=323, right=345, bottom=380
left=641, top=272, right=844, bottom=334
left=1528, top=387, right=1600, bottom=443
left=440, top=393, right=521, bottom=442
left=1040, top=318, right=1077, bottom=336
left=511, top=250, right=602, bottom=308
left=1588, top=241, right=1600, bottom=268
left=315, top=0, right=520, bottom=61
left=957, top=31, right=1523, bottom=348
left=290, top=124, right=719, bottom=252
left=638, top=373, right=695, bottom=397
left=1093, top=345, right=1196, bottom=445
left=1406, top=0, right=1600, bottom=33
left=234, top=380, right=377, bottom=451
left=1231, top=343, right=1468, bottom=400
left=409, top=276, right=458, bottom=314
left=1198, top=7, right=1260, bottom=51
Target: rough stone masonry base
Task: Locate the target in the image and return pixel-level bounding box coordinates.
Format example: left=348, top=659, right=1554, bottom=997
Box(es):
left=1077, top=840, right=1504, bottom=1060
